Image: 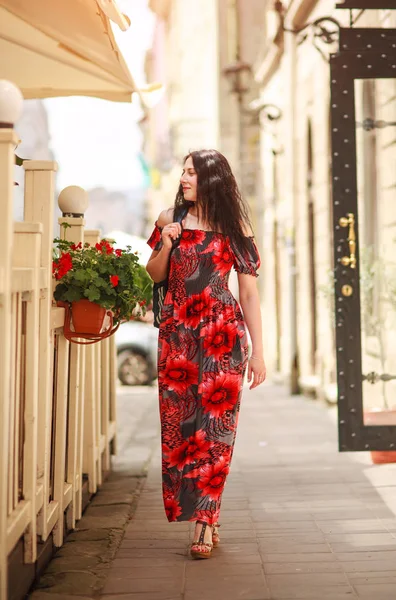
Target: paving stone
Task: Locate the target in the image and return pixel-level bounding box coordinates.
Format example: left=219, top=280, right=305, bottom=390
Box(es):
left=185, top=562, right=263, bottom=577
left=266, top=585, right=356, bottom=599
left=89, top=493, right=136, bottom=506
left=340, top=560, right=396, bottom=573
left=112, top=556, right=187, bottom=568
left=76, top=504, right=130, bottom=530
left=311, top=509, right=376, bottom=520
left=101, top=595, right=182, bottom=600
left=316, top=519, right=385, bottom=533
left=119, top=539, right=188, bottom=549
left=30, top=595, right=92, bottom=600
left=353, top=583, right=396, bottom=598
left=255, top=521, right=319, bottom=531
left=347, top=572, right=396, bottom=584
left=55, top=541, right=111, bottom=559
left=184, top=574, right=270, bottom=599
left=106, top=565, right=184, bottom=579
left=381, top=518, right=396, bottom=531
left=115, top=548, right=189, bottom=559
left=264, top=561, right=344, bottom=574
left=66, top=529, right=111, bottom=542
left=257, top=532, right=326, bottom=543
left=123, top=531, right=190, bottom=541
left=335, top=550, right=396, bottom=562
left=35, top=572, right=98, bottom=596
left=251, top=511, right=314, bottom=521
left=259, top=542, right=332, bottom=554
left=262, top=553, right=337, bottom=563
left=45, top=556, right=100, bottom=573
left=102, top=576, right=182, bottom=595
left=331, top=542, right=396, bottom=553
left=326, top=532, right=396, bottom=545
left=267, top=573, right=349, bottom=586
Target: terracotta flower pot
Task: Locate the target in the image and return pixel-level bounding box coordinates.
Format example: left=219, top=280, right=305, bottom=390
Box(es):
left=364, top=409, right=396, bottom=464
left=71, top=299, right=106, bottom=334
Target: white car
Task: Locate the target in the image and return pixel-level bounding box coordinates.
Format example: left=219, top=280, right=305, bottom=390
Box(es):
left=115, top=321, right=158, bottom=386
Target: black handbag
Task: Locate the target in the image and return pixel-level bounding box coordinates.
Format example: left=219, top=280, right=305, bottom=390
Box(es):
left=152, top=206, right=189, bottom=328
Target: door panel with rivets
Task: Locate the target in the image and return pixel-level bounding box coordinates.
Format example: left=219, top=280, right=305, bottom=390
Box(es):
left=331, top=27, right=396, bottom=451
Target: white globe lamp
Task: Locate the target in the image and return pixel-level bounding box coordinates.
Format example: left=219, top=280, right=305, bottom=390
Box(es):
left=58, top=186, right=89, bottom=217
left=0, top=80, right=24, bottom=127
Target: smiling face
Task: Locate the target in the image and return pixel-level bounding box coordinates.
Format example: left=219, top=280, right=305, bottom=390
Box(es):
left=180, top=155, right=198, bottom=202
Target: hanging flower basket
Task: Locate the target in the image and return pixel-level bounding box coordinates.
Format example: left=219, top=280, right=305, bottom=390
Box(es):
left=71, top=299, right=106, bottom=334
left=53, top=233, right=152, bottom=345
left=57, top=300, right=119, bottom=345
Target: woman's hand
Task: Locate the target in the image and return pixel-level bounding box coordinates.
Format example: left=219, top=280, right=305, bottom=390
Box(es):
left=161, top=222, right=182, bottom=249
left=247, top=356, right=267, bottom=390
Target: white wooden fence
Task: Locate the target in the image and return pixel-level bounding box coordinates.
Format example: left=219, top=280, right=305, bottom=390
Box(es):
left=0, top=130, right=117, bottom=600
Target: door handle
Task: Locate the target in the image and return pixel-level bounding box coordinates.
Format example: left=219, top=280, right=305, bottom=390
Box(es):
left=339, top=213, right=356, bottom=269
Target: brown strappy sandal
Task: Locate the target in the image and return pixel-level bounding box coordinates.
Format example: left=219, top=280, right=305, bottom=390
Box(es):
left=212, top=522, right=221, bottom=548
left=190, top=520, right=213, bottom=559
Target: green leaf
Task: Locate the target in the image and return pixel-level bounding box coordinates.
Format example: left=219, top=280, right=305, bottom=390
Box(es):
left=85, top=286, right=101, bottom=302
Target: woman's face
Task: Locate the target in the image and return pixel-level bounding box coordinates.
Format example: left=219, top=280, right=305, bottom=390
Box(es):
left=180, top=156, right=198, bottom=202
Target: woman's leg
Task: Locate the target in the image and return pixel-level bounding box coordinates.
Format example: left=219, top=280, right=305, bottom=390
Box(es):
left=191, top=520, right=213, bottom=559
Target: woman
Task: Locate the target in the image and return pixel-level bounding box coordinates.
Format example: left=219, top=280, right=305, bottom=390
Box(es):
left=146, top=149, right=266, bottom=559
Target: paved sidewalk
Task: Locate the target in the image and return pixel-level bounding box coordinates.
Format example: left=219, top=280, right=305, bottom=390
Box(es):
left=102, top=383, right=396, bottom=600
left=29, top=385, right=160, bottom=599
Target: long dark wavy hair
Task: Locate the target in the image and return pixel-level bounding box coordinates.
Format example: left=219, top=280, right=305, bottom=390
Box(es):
left=174, top=149, right=254, bottom=253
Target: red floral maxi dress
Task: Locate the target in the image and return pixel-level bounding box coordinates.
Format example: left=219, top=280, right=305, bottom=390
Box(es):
left=147, top=225, right=261, bottom=525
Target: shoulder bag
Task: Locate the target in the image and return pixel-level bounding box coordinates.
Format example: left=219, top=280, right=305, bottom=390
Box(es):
left=152, top=205, right=189, bottom=328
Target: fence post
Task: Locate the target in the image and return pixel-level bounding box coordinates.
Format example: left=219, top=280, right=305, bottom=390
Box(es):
left=58, top=186, right=88, bottom=530
left=0, top=81, right=24, bottom=600
left=23, top=160, right=58, bottom=541
left=12, top=222, right=42, bottom=563
left=83, top=230, right=101, bottom=493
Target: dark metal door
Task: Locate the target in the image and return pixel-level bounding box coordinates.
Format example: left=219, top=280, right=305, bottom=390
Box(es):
left=331, top=27, right=396, bottom=452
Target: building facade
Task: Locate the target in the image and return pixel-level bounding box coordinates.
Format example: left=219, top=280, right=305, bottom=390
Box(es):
left=255, top=1, right=396, bottom=414
left=146, top=0, right=396, bottom=415
left=145, top=0, right=265, bottom=238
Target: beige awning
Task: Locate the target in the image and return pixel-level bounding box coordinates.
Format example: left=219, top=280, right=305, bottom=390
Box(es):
left=0, top=0, right=137, bottom=102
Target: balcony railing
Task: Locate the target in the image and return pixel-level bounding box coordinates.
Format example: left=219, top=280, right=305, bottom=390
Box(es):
left=0, top=130, right=117, bottom=599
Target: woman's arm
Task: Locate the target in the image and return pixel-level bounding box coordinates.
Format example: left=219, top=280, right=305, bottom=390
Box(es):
left=146, top=209, right=182, bottom=283
left=237, top=272, right=266, bottom=389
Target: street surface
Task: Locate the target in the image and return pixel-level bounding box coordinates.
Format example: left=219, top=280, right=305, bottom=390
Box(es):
left=31, top=382, right=396, bottom=600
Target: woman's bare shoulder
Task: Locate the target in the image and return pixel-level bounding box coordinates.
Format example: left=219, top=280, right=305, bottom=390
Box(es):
left=157, top=208, right=174, bottom=227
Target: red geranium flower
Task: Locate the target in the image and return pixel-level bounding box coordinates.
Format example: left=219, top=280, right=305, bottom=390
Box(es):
left=70, top=242, right=82, bottom=251
left=178, top=288, right=213, bottom=329
left=199, top=372, right=240, bottom=418
left=167, top=430, right=212, bottom=470
left=164, top=498, right=182, bottom=521
left=186, top=456, right=230, bottom=501
left=181, top=229, right=206, bottom=247
left=95, top=240, right=114, bottom=254
left=160, top=355, right=199, bottom=393
left=115, top=249, right=123, bottom=257
left=202, top=315, right=238, bottom=360
left=110, top=275, right=119, bottom=287
left=53, top=252, right=73, bottom=280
